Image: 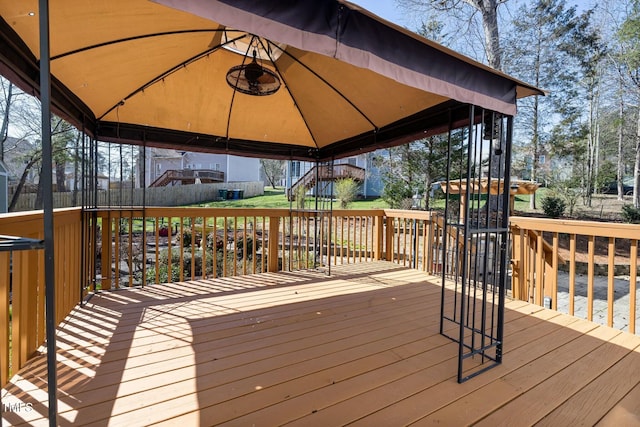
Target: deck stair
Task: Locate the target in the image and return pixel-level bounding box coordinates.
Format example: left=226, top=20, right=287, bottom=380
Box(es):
left=150, top=169, right=224, bottom=187
left=288, top=164, right=364, bottom=199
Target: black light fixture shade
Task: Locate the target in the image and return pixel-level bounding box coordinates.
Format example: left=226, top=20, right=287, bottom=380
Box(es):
left=226, top=50, right=281, bottom=96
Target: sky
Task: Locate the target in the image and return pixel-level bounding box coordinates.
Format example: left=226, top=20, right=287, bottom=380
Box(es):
left=350, top=1, right=406, bottom=26
left=350, top=1, right=593, bottom=29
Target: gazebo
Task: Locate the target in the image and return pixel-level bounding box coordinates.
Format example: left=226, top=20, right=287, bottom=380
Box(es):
left=0, top=0, right=542, bottom=423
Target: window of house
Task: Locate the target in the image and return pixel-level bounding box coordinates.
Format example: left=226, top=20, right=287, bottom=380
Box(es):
left=347, top=157, right=357, bottom=166
left=291, top=161, right=301, bottom=177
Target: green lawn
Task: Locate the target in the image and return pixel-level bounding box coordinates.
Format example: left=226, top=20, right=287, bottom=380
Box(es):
left=190, top=185, right=550, bottom=213
left=194, top=187, right=389, bottom=210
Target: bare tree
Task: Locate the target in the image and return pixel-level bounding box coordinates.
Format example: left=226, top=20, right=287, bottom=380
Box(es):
left=397, top=0, right=505, bottom=69
left=260, top=159, right=285, bottom=189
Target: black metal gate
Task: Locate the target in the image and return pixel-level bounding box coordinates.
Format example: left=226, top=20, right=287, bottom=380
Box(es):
left=439, top=106, right=513, bottom=383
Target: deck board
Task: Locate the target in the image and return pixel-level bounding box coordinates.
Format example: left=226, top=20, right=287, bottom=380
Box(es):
left=2, top=262, right=640, bottom=426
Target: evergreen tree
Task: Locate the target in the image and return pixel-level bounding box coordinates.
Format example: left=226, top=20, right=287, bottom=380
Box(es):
left=504, top=0, right=602, bottom=208
left=616, top=0, right=640, bottom=207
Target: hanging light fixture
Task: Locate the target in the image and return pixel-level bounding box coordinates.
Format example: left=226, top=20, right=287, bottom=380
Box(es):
left=226, top=35, right=282, bottom=96
left=483, top=111, right=502, bottom=141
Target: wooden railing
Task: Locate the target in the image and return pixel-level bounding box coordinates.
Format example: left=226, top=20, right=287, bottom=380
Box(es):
left=4, top=206, right=639, bottom=388
left=86, top=207, right=464, bottom=293
left=510, top=216, right=639, bottom=334
left=0, top=208, right=83, bottom=385
left=85, top=207, right=395, bottom=292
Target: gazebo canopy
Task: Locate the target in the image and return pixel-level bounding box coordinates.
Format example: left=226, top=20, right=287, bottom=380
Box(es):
left=0, top=0, right=542, bottom=161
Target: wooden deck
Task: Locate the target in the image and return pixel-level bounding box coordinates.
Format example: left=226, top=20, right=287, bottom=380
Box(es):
left=3, top=262, right=640, bottom=426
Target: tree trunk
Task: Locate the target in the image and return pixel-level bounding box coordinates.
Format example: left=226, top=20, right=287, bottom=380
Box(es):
left=55, top=159, right=67, bottom=193
left=475, top=0, right=501, bottom=70
left=72, top=132, right=81, bottom=205
left=634, top=108, right=640, bottom=209
left=530, top=96, right=539, bottom=210
left=617, top=84, right=625, bottom=201
left=9, top=156, right=39, bottom=211
left=0, top=82, right=12, bottom=162
left=35, top=163, right=44, bottom=209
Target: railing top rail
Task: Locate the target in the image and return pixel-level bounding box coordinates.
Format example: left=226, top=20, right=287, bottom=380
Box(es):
left=87, top=206, right=387, bottom=217
left=0, top=206, right=82, bottom=220
left=383, top=209, right=433, bottom=220
left=510, top=216, right=640, bottom=240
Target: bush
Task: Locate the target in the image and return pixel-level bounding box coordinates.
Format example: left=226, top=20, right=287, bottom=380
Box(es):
left=295, top=185, right=307, bottom=209
left=621, top=204, right=640, bottom=223
left=177, top=227, right=202, bottom=247
left=381, top=178, right=413, bottom=209
left=334, top=177, right=359, bottom=209
left=234, top=236, right=261, bottom=259
left=541, top=196, right=566, bottom=218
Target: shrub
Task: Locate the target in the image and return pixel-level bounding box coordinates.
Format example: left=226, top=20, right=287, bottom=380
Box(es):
left=334, top=177, right=359, bottom=209
left=381, top=179, right=413, bottom=209
left=541, top=196, right=566, bottom=218
left=621, top=204, right=640, bottom=223
left=177, top=227, right=201, bottom=247
left=295, top=185, right=307, bottom=209
left=234, top=236, right=261, bottom=259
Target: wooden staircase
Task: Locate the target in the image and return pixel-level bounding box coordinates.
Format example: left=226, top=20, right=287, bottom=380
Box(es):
left=150, top=169, right=225, bottom=187
left=288, top=164, right=365, bottom=199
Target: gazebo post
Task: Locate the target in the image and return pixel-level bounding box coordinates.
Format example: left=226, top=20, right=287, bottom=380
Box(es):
left=38, top=0, right=58, bottom=424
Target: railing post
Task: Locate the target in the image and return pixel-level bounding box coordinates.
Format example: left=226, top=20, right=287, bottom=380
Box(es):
left=373, top=213, right=384, bottom=260
left=385, top=216, right=393, bottom=261
left=268, top=216, right=281, bottom=272
left=101, top=212, right=112, bottom=290
left=510, top=227, right=522, bottom=300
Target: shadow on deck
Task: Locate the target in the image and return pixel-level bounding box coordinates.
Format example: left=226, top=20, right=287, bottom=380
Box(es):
left=3, top=262, right=640, bottom=426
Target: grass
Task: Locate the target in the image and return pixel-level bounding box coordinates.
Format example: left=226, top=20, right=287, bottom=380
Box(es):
left=193, top=187, right=390, bottom=210
left=513, top=187, right=550, bottom=212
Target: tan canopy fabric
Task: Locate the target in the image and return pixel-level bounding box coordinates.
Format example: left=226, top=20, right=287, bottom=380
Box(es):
left=0, top=0, right=543, bottom=160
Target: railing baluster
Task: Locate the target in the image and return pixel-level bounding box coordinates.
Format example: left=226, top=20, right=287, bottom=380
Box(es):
left=243, top=216, right=248, bottom=275
left=179, top=217, right=185, bottom=282
left=569, top=234, right=576, bottom=316
left=202, top=216, right=208, bottom=279
left=630, top=240, right=637, bottom=334
left=213, top=216, right=218, bottom=279
left=252, top=216, right=257, bottom=274
left=608, top=237, right=615, bottom=328
left=223, top=217, right=228, bottom=277
left=167, top=216, right=173, bottom=283
left=0, top=251, right=9, bottom=385
left=587, top=235, right=595, bottom=322
left=114, top=214, right=120, bottom=289
left=191, top=217, right=197, bottom=280
left=552, top=232, right=559, bottom=310
left=261, top=216, right=266, bottom=274
left=128, top=213, right=133, bottom=287
left=535, top=231, right=544, bottom=306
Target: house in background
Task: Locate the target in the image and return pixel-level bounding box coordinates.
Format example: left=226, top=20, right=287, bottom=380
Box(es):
left=142, top=148, right=261, bottom=187
left=286, top=152, right=384, bottom=199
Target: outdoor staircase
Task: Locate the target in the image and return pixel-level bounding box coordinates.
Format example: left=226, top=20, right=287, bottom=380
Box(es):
left=288, top=164, right=365, bottom=199
left=150, top=169, right=225, bottom=187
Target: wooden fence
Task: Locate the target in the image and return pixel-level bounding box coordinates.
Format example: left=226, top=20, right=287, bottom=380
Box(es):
left=9, top=181, right=264, bottom=211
